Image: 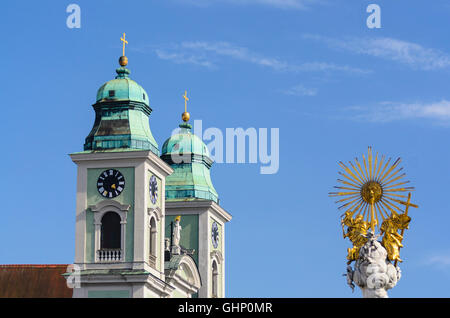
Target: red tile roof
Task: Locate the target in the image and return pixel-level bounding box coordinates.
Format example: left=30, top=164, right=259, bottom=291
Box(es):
left=0, top=264, right=72, bottom=298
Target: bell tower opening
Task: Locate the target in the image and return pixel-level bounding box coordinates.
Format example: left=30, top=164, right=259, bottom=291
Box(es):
left=101, top=212, right=121, bottom=249
left=149, top=217, right=157, bottom=267
left=212, top=260, right=218, bottom=298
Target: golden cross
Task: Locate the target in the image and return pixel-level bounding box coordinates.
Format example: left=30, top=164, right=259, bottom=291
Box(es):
left=394, top=192, right=418, bottom=267
left=183, top=90, right=189, bottom=112
left=398, top=193, right=419, bottom=212
left=120, top=33, right=128, bottom=56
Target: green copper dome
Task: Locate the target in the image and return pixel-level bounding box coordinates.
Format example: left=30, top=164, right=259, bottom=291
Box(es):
left=96, top=67, right=149, bottom=106
left=161, top=122, right=219, bottom=203
left=162, top=123, right=210, bottom=157
left=84, top=64, right=159, bottom=154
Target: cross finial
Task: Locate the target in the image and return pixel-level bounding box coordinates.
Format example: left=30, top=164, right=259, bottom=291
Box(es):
left=393, top=192, right=418, bottom=267
left=181, top=91, right=190, bottom=122
left=120, top=33, right=128, bottom=57
left=183, top=90, right=189, bottom=112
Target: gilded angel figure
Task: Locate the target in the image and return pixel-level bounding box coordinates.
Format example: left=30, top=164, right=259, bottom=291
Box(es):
left=341, top=211, right=371, bottom=264
left=380, top=212, right=411, bottom=263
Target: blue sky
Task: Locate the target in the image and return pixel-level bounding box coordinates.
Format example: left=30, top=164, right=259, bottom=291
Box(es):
left=2, top=0, right=450, bottom=297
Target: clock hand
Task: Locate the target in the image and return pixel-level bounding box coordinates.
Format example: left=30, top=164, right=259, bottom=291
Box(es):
left=111, top=184, right=116, bottom=190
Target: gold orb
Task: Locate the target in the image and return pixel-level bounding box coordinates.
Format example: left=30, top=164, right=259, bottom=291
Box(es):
left=360, top=181, right=383, bottom=204
left=119, top=56, right=128, bottom=66
left=182, top=111, right=190, bottom=122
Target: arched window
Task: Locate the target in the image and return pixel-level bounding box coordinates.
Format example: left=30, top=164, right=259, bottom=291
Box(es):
left=91, top=201, right=129, bottom=263
left=212, top=260, right=219, bottom=298
left=101, top=212, right=121, bottom=249
left=149, top=217, right=157, bottom=267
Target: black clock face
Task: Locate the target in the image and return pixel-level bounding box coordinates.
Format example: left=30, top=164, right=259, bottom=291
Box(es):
left=97, top=169, right=125, bottom=198
left=211, top=222, right=219, bottom=249
left=149, top=175, right=158, bottom=204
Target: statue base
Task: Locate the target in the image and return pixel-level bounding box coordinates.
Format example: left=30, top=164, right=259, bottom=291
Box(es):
left=346, top=233, right=401, bottom=298
left=171, top=246, right=181, bottom=255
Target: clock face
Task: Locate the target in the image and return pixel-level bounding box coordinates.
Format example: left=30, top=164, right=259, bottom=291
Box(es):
left=97, top=169, right=125, bottom=198
left=149, top=175, right=158, bottom=205
left=211, top=222, right=219, bottom=249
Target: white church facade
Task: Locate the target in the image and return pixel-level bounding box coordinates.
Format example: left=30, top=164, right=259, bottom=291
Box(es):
left=66, top=51, right=232, bottom=298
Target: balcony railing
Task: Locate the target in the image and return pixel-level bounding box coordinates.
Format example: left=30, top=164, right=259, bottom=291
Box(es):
left=97, top=249, right=122, bottom=262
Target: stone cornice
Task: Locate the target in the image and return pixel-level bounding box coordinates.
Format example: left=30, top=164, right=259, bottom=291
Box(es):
left=165, top=200, right=232, bottom=223
left=74, top=270, right=175, bottom=297
left=70, top=150, right=173, bottom=177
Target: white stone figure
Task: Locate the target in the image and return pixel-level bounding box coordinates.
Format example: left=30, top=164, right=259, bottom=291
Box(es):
left=171, top=216, right=182, bottom=255
left=346, top=231, right=401, bottom=298
left=164, top=238, right=171, bottom=252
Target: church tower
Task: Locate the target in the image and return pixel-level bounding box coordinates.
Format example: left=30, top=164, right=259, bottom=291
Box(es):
left=68, top=39, right=201, bottom=298
left=161, top=97, right=232, bottom=298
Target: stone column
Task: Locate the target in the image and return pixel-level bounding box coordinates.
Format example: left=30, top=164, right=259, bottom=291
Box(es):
left=346, top=233, right=401, bottom=298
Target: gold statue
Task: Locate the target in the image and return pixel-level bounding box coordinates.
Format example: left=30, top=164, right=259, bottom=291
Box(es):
left=380, top=192, right=415, bottom=264
left=380, top=213, right=409, bottom=263
left=341, top=211, right=370, bottom=264
left=330, top=147, right=418, bottom=265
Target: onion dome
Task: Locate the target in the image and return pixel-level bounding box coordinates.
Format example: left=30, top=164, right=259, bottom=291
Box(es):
left=161, top=120, right=219, bottom=203
left=96, top=67, right=149, bottom=106
left=84, top=57, right=159, bottom=155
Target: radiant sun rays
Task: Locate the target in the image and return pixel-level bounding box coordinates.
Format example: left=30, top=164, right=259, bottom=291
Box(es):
left=329, top=147, right=414, bottom=232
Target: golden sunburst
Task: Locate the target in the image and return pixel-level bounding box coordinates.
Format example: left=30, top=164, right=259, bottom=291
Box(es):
left=329, top=147, right=414, bottom=232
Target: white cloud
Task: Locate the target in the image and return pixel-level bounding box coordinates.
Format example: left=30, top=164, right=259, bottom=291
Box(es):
left=304, top=34, right=450, bottom=70
left=343, top=100, right=450, bottom=123
left=180, top=41, right=289, bottom=70
left=292, top=61, right=370, bottom=74
left=177, top=0, right=324, bottom=10
left=224, top=0, right=322, bottom=9
left=154, top=49, right=215, bottom=68
left=423, top=253, right=450, bottom=272
left=428, top=255, right=450, bottom=267
left=282, top=84, right=318, bottom=96
left=154, top=41, right=370, bottom=74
